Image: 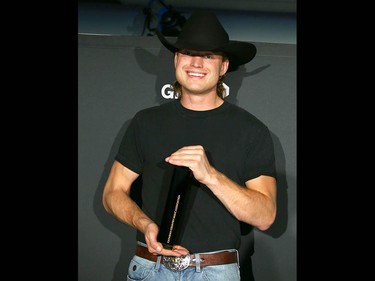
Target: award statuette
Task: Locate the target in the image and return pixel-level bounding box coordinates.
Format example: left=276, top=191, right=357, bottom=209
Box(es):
left=158, top=166, right=193, bottom=250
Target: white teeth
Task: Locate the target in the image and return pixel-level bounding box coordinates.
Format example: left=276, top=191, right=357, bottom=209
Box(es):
left=188, top=72, right=205, bottom=77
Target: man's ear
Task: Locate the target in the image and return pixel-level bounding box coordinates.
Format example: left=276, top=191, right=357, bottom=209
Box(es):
left=174, top=52, right=178, bottom=68
left=220, top=59, right=229, bottom=76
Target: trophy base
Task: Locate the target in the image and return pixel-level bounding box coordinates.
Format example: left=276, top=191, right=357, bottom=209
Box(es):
left=161, top=243, right=174, bottom=250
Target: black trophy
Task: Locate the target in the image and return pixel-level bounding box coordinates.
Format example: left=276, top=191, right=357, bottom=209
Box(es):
left=158, top=166, right=193, bottom=250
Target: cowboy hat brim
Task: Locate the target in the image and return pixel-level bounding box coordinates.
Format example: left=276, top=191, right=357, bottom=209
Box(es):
left=155, top=29, right=257, bottom=72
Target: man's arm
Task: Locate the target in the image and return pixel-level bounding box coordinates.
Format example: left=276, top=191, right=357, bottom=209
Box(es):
left=165, top=145, right=277, bottom=231
left=202, top=172, right=276, bottom=231
left=102, top=160, right=152, bottom=234
left=102, top=160, right=189, bottom=256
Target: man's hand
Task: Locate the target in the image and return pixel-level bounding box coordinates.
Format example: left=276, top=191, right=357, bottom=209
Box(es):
left=165, top=145, right=214, bottom=184
left=144, top=222, right=190, bottom=256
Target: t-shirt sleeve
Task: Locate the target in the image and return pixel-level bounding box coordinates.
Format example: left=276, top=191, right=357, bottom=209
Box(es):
left=244, top=126, right=277, bottom=181
left=115, top=114, right=144, bottom=174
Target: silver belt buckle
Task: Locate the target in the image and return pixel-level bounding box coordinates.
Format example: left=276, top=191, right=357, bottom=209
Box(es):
left=162, top=254, right=191, bottom=272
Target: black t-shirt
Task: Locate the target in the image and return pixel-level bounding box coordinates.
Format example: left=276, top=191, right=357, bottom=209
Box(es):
left=116, top=99, right=277, bottom=253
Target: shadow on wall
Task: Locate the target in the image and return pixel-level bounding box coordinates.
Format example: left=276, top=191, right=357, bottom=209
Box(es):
left=132, top=45, right=273, bottom=106
left=91, top=45, right=289, bottom=281
left=93, top=118, right=137, bottom=281
left=239, top=132, right=288, bottom=281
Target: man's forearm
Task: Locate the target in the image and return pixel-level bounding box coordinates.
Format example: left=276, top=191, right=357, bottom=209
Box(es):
left=103, top=190, right=154, bottom=234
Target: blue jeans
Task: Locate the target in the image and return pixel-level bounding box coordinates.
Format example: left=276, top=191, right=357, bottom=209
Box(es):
left=126, top=251, right=241, bottom=281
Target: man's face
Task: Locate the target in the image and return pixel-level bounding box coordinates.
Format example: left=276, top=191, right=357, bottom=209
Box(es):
left=174, top=49, right=229, bottom=96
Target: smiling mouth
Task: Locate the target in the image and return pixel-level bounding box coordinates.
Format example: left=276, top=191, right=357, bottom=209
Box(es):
left=187, top=72, right=205, bottom=77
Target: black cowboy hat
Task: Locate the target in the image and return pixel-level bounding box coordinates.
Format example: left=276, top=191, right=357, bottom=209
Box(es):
left=155, top=11, right=257, bottom=72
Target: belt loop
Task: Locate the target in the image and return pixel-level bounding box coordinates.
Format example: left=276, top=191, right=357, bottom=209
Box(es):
left=194, top=254, right=201, bottom=272
left=155, top=255, right=162, bottom=271
left=235, top=250, right=240, bottom=268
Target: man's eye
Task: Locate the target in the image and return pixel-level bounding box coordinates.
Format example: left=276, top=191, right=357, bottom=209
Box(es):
left=181, top=50, right=192, bottom=56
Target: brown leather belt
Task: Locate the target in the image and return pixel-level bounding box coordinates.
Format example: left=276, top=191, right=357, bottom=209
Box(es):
left=135, top=243, right=238, bottom=269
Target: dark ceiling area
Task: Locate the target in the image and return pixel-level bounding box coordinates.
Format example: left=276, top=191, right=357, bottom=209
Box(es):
left=78, top=0, right=296, bottom=14
left=78, top=0, right=296, bottom=43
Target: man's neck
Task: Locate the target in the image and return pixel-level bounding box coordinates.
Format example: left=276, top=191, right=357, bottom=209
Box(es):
left=180, top=92, right=224, bottom=111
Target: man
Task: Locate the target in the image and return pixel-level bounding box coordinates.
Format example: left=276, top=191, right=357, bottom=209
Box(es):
left=102, top=10, right=277, bottom=281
